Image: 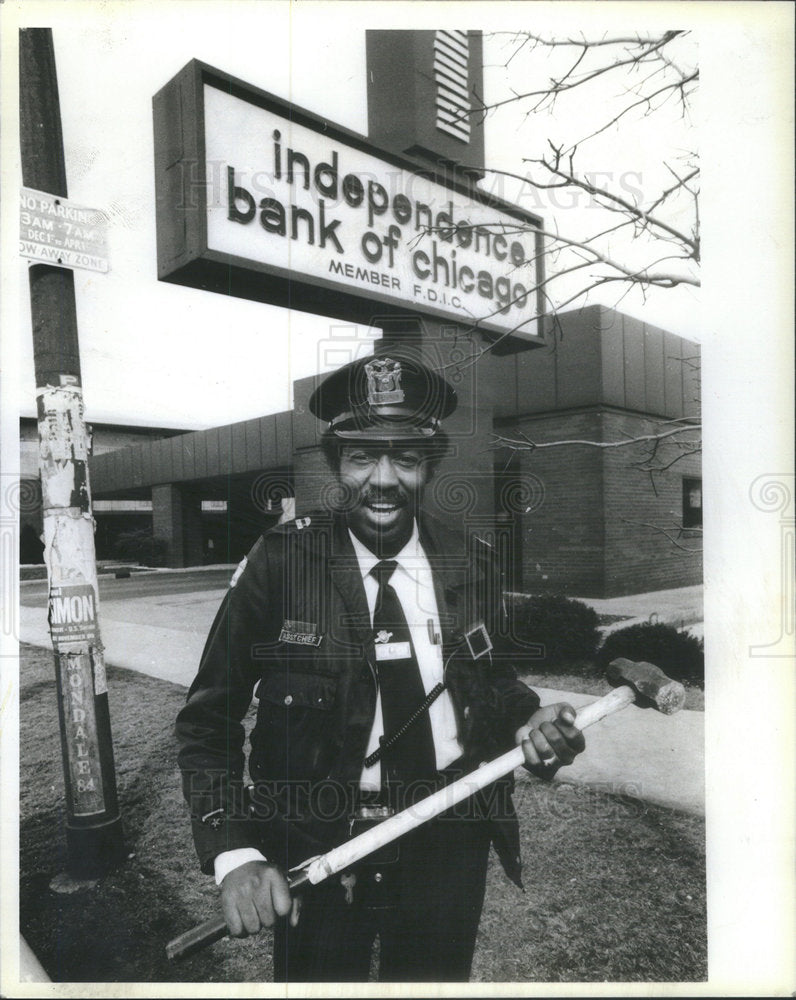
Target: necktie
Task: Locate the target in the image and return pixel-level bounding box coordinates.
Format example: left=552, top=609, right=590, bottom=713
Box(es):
left=370, top=560, right=437, bottom=792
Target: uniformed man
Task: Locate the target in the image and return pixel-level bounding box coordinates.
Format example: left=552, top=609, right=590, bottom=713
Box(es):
left=176, top=348, right=585, bottom=982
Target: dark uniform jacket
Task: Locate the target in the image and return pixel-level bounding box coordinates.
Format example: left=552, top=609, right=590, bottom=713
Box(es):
left=176, top=511, right=540, bottom=886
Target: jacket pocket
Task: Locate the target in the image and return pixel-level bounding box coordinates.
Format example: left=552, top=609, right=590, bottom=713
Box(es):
left=251, top=671, right=339, bottom=781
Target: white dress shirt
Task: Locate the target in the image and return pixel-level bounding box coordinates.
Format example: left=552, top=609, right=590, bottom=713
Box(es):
left=350, top=522, right=463, bottom=790
left=214, top=521, right=463, bottom=884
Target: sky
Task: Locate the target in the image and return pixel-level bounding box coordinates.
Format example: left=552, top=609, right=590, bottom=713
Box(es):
left=7, top=2, right=701, bottom=430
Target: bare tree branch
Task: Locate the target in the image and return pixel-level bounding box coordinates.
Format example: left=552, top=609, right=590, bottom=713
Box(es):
left=559, top=71, right=698, bottom=152
left=491, top=31, right=690, bottom=50
left=479, top=32, right=688, bottom=118
left=619, top=517, right=703, bottom=554
left=452, top=30, right=701, bottom=330
left=524, top=149, right=699, bottom=257
left=456, top=158, right=699, bottom=279
left=490, top=423, right=700, bottom=455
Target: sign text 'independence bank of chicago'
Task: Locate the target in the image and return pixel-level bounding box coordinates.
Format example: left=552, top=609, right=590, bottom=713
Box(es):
left=154, top=63, right=543, bottom=339
left=206, top=86, right=538, bottom=334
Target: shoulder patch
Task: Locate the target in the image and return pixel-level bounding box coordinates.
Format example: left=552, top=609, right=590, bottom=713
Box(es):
left=229, top=556, right=248, bottom=588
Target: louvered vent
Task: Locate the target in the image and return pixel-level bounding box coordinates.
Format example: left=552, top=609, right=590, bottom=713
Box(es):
left=433, top=30, right=471, bottom=144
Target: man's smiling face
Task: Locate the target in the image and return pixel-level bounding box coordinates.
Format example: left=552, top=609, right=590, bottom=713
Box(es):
left=338, top=443, right=431, bottom=556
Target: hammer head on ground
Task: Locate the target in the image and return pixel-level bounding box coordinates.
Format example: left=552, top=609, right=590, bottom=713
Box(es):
left=606, top=658, right=686, bottom=715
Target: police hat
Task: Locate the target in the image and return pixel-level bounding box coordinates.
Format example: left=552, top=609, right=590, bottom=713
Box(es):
left=309, top=349, right=457, bottom=440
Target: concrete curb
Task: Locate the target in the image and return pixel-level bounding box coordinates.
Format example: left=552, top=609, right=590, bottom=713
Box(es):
left=19, top=562, right=238, bottom=586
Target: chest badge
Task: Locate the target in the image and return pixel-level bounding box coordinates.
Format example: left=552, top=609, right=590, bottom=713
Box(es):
left=464, top=622, right=493, bottom=660
left=375, top=630, right=393, bottom=644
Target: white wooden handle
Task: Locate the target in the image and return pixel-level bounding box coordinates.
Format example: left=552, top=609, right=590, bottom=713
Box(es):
left=302, top=684, right=637, bottom=885
left=573, top=685, right=635, bottom=730
left=168, top=682, right=642, bottom=958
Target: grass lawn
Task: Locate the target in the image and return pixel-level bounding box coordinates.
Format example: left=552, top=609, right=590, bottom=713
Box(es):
left=18, top=643, right=706, bottom=983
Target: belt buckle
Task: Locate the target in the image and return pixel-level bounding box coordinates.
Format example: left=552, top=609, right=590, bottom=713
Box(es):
left=348, top=803, right=399, bottom=866
left=351, top=804, right=394, bottom=824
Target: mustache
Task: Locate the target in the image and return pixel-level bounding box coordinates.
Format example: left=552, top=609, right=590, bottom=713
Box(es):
left=360, top=488, right=409, bottom=507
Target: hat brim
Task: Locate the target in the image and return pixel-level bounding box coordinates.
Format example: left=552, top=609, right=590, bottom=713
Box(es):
left=330, top=426, right=439, bottom=441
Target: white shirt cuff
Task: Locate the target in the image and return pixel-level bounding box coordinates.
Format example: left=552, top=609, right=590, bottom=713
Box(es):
left=213, top=847, right=268, bottom=886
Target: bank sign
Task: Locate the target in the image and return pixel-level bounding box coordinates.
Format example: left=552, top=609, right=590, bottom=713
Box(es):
left=154, top=61, right=543, bottom=342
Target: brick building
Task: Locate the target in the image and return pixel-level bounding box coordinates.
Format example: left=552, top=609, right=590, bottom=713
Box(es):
left=83, top=304, right=701, bottom=597
left=488, top=305, right=701, bottom=595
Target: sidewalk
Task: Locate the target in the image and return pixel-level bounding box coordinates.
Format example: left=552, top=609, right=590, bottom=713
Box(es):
left=535, top=685, right=703, bottom=815
left=571, top=583, right=704, bottom=636
left=19, top=575, right=704, bottom=816
left=20, top=587, right=224, bottom=688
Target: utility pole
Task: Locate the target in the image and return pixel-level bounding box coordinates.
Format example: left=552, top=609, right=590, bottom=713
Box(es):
left=19, top=28, right=125, bottom=879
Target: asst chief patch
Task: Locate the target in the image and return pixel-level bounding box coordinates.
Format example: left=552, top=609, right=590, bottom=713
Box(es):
left=279, top=619, right=323, bottom=647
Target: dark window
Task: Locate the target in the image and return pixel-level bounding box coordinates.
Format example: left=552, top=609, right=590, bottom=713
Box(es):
left=683, top=477, right=702, bottom=528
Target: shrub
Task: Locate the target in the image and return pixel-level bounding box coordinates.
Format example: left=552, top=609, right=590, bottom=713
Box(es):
left=507, top=593, right=601, bottom=673
left=112, top=529, right=168, bottom=567
left=598, top=621, right=704, bottom=687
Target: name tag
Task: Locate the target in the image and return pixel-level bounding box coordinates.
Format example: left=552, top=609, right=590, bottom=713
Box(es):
left=279, top=619, right=323, bottom=647
left=375, top=641, right=412, bottom=661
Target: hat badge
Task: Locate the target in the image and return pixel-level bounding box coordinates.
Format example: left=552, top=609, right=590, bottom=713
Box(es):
left=365, top=358, right=405, bottom=406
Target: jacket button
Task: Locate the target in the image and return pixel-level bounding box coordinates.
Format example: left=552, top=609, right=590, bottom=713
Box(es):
left=374, top=873, right=383, bottom=883
left=284, top=694, right=293, bottom=706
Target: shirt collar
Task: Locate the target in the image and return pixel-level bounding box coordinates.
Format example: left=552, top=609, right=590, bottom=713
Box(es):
left=348, top=521, right=422, bottom=581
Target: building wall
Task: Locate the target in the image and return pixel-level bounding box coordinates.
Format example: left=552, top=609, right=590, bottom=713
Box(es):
left=497, top=409, right=605, bottom=596
left=488, top=304, right=700, bottom=422
left=496, top=406, right=702, bottom=598
left=602, top=410, right=702, bottom=596
left=89, top=411, right=293, bottom=495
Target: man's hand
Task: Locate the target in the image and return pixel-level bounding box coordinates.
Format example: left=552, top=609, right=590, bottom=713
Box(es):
left=220, top=860, right=300, bottom=937
left=515, top=702, right=585, bottom=778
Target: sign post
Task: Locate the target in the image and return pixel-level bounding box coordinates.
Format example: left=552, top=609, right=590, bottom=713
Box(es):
left=19, top=27, right=125, bottom=879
